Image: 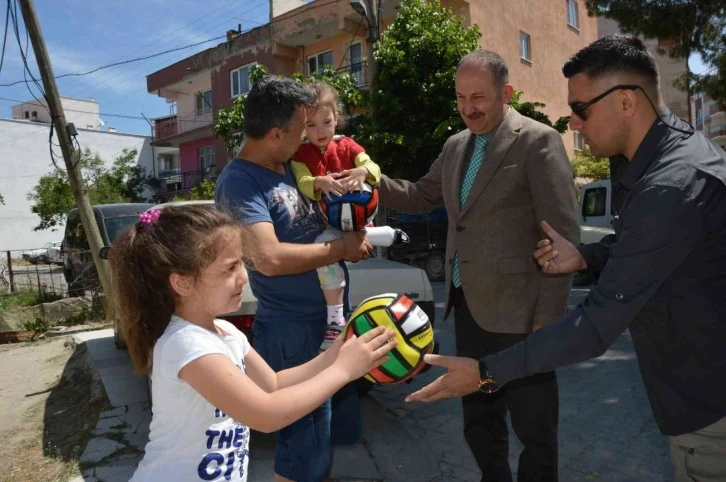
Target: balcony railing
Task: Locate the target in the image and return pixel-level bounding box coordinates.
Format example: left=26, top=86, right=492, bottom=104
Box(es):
left=337, top=61, right=368, bottom=87
left=153, top=111, right=214, bottom=142
left=154, top=167, right=216, bottom=197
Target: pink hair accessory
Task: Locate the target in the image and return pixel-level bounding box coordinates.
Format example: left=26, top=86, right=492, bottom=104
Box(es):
left=139, top=209, right=161, bottom=227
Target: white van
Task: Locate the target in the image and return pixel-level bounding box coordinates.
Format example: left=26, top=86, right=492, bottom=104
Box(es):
left=579, top=180, right=615, bottom=245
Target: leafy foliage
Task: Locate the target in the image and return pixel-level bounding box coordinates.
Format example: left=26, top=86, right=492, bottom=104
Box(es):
left=586, top=0, right=726, bottom=106
left=355, top=0, right=481, bottom=179
left=27, top=149, right=152, bottom=231
left=571, top=148, right=611, bottom=180
left=509, top=91, right=571, bottom=134
left=213, top=64, right=365, bottom=156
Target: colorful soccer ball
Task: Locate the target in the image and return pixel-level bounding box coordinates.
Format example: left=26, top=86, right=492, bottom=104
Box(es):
left=319, top=183, right=378, bottom=232
left=344, top=293, right=434, bottom=384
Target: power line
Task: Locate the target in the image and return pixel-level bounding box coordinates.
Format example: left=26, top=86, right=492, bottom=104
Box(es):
left=0, top=1, right=10, bottom=75
left=57, top=0, right=271, bottom=99
left=0, top=32, right=227, bottom=87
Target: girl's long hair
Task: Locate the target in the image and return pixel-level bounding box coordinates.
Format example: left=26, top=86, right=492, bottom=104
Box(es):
left=108, top=205, right=243, bottom=374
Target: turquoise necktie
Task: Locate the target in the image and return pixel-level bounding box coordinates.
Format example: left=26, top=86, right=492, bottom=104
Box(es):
left=452, top=135, right=488, bottom=288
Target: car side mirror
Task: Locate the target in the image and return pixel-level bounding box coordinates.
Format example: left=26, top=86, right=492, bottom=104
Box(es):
left=99, top=247, right=110, bottom=260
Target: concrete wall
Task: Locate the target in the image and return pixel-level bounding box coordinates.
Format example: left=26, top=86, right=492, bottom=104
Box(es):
left=0, top=119, right=153, bottom=251
left=179, top=136, right=215, bottom=173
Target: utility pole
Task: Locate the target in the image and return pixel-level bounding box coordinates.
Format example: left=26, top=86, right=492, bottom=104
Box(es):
left=18, top=0, right=111, bottom=297
left=350, top=0, right=386, bottom=256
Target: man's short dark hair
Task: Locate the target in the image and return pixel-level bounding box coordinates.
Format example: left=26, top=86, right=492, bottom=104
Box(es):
left=243, top=76, right=316, bottom=139
left=563, top=35, right=660, bottom=88
left=458, top=49, right=509, bottom=86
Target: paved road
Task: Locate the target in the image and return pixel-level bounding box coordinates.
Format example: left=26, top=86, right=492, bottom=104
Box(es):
left=369, top=282, right=673, bottom=482
left=2, top=263, right=67, bottom=296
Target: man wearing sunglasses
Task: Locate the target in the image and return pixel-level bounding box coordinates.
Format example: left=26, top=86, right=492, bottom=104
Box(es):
left=405, top=35, right=726, bottom=481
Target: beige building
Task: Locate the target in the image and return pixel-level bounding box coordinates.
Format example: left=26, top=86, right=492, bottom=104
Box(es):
left=146, top=0, right=601, bottom=200
left=597, top=18, right=690, bottom=121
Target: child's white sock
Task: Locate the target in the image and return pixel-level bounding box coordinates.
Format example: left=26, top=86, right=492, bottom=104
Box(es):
left=327, top=305, right=345, bottom=327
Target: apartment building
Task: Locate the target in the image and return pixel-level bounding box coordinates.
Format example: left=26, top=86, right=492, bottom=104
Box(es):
left=693, top=93, right=726, bottom=151
left=146, top=0, right=599, bottom=199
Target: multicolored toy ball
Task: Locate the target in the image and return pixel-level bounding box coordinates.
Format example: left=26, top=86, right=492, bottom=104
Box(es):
left=319, top=183, right=379, bottom=232
left=344, top=293, right=434, bottom=384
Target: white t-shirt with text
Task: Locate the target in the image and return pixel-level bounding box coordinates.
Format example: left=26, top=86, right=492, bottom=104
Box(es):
left=130, top=316, right=251, bottom=482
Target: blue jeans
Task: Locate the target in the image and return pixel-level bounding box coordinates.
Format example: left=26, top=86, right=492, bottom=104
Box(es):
left=252, top=318, right=362, bottom=482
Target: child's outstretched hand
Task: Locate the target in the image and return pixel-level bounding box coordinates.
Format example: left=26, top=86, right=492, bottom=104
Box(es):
left=339, top=167, right=369, bottom=192
left=333, top=326, right=397, bottom=382
left=315, top=174, right=346, bottom=199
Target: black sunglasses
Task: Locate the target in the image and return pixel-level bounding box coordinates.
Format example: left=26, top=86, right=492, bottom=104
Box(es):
left=569, top=84, right=643, bottom=121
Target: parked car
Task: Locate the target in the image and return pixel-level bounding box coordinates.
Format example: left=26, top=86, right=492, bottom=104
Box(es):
left=62, top=203, right=155, bottom=297
left=109, top=200, right=439, bottom=396
left=22, top=241, right=62, bottom=265
left=578, top=180, right=615, bottom=244
left=386, top=206, right=447, bottom=281
left=40, top=241, right=64, bottom=265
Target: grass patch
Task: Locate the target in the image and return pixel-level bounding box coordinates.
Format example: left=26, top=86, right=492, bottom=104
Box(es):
left=0, top=289, right=64, bottom=312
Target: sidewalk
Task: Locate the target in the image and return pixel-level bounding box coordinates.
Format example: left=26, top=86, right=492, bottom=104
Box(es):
left=71, top=329, right=440, bottom=482
left=71, top=284, right=674, bottom=482
left=368, top=284, right=674, bottom=481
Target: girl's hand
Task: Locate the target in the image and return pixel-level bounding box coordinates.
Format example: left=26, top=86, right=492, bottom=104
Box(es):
left=314, top=174, right=346, bottom=199
left=320, top=331, right=345, bottom=367
left=339, top=167, right=369, bottom=192
left=333, top=326, right=397, bottom=382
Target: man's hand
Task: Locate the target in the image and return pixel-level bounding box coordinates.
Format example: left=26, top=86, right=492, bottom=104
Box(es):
left=339, top=167, right=369, bottom=192
left=341, top=231, right=372, bottom=263
left=314, top=174, right=346, bottom=199
left=534, top=221, right=587, bottom=274
left=404, top=354, right=480, bottom=403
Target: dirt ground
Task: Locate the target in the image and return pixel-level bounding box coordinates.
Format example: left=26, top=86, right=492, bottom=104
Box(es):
left=0, top=336, right=109, bottom=482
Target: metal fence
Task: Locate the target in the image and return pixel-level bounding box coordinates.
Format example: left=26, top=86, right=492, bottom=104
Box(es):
left=2, top=248, right=68, bottom=298
left=1, top=248, right=105, bottom=335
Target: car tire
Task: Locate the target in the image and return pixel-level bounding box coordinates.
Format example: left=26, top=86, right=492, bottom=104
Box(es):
left=424, top=252, right=445, bottom=281
left=67, top=282, right=85, bottom=298
left=114, top=318, right=127, bottom=350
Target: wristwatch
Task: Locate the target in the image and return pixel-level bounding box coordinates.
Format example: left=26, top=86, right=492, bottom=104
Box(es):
left=477, top=357, right=500, bottom=393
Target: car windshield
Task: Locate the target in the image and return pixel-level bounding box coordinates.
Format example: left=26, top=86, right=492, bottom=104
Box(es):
left=104, top=215, right=140, bottom=243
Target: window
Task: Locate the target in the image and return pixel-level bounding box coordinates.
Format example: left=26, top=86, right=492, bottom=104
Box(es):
left=567, top=0, right=579, bottom=29
left=199, top=145, right=216, bottom=172
left=308, top=50, right=333, bottom=74
left=520, top=32, right=531, bottom=62
left=195, top=90, right=212, bottom=116
left=231, top=63, right=255, bottom=98
left=573, top=131, right=584, bottom=151
left=582, top=187, right=607, bottom=218
left=348, top=43, right=365, bottom=86
left=24, top=111, right=29, bottom=119
left=31, top=111, right=37, bottom=119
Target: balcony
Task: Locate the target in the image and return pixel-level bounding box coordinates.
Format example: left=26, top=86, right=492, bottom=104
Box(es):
left=154, top=168, right=216, bottom=200
left=152, top=111, right=214, bottom=143
left=337, top=61, right=368, bottom=87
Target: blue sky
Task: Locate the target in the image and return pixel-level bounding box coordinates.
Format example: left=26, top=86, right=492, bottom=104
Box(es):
left=0, top=0, right=272, bottom=135
left=0, top=0, right=713, bottom=136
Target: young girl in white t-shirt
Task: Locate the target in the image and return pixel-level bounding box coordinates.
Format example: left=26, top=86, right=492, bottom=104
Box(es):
left=108, top=205, right=397, bottom=482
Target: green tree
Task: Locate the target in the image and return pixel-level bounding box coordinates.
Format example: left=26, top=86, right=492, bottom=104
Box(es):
left=189, top=179, right=216, bottom=200
left=358, top=0, right=480, bottom=179
left=586, top=0, right=726, bottom=106
left=358, top=0, right=570, bottom=180
left=213, top=64, right=365, bottom=155
left=27, top=148, right=152, bottom=231
left=572, top=148, right=610, bottom=180
left=509, top=91, right=571, bottom=134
